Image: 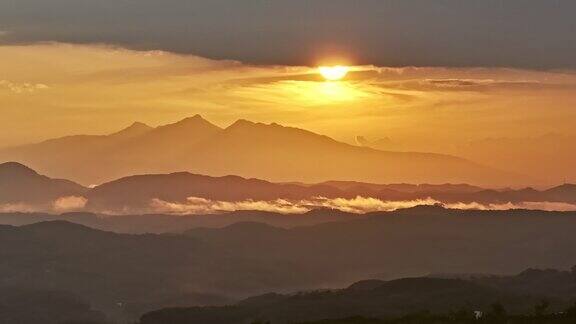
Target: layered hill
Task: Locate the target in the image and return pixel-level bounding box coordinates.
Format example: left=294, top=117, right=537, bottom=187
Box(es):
left=85, top=173, right=576, bottom=213
left=0, top=115, right=524, bottom=186
left=140, top=273, right=561, bottom=324
left=0, top=162, right=86, bottom=210
left=0, top=209, right=360, bottom=234
left=3, top=207, right=576, bottom=321
left=0, top=162, right=574, bottom=214
left=0, top=288, right=106, bottom=324
left=85, top=172, right=342, bottom=213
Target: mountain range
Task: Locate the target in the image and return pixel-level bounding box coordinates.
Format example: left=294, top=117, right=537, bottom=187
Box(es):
left=0, top=162, right=575, bottom=215
left=140, top=267, right=576, bottom=324
left=0, top=210, right=361, bottom=234
left=0, top=162, right=87, bottom=211
left=0, top=115, right=525, bottom=186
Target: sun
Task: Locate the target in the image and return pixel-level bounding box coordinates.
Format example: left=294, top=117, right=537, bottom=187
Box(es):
left=318, top=65, right=349, bottom=81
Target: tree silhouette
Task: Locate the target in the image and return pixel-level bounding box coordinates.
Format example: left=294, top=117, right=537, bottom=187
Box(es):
left=533, top=299, right=550, bottom=317
left=565, top=302, right=576, bottom=319
left=486, top=302, right=507, bottom=323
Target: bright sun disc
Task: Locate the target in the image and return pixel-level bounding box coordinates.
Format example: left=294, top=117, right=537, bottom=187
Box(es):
left=319, top=66, right=349, bottom=81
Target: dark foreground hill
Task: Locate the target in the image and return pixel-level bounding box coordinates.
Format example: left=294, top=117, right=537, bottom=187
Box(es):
left=3, top=206, right=576, bottom=322
left=139, top=269, right=576, bottom=324
left=0, top=209, right=360, bottom=233
left=0, top=288, right=107, bottom=324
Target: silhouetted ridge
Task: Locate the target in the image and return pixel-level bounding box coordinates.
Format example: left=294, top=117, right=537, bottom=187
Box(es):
left=4, top=208, right=576, bottom=323
left=138, top=272, right=551, bottom=324
left=346, top=279, right=386, bottom=291
left=110, top=121, right=153, bottom=138
left=143, top=114, right=221, bottom=138
left=186, top=221, right=287, bottom=241
left=224, top=118, right=336, bottom=142
left=218, top=221, right=286, bottom=234
left=0, top=116, right=525, bottom=186
left=21, top=220, right=100, bottom=233
left=0, top=162, right=86, bottom=206
left=546, top=183, right=576, bottom=194
left=373, top=277, right=483, bottom=294
left=226, top=118, right=257, bottom=129
left=173, top=114, right=212, bottom=126
left=543, top=183, right=576, bottom=203
left=389, top=204, right=448, bottom=214
left=0, top=161, right=38, bottom=177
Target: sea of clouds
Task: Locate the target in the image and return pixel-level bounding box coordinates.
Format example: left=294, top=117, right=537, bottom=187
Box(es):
left=149, top=196, right=576, bottom=215
left=3, top=195, right=576, bottom=215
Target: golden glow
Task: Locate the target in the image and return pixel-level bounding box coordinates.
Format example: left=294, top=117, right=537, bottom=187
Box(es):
left=232, top=80, right=374, bottom=107
left=316, top=82, right=361, bottom=101
left=3, top=44, right=576, bottom=186
left=319, top=66, right=349, bottom=81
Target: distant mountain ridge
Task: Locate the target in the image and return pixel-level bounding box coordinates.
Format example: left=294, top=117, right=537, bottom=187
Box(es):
left=0, top=115, right=525, bottom=186
left=0, top=162, right=574, bottom=214
left=0, top=209, right=361, bottom=234
left=109, top=121, right=153, bottom=138
left=0, top=162, right=86, bottom=209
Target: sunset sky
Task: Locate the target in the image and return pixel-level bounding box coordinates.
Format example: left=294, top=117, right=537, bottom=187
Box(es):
left=2, top=42, right=576, bottom=147
left=2, top=1, right=576, bottom=68
left=4, top=3, right=576, bottom=323
left=1, top=1, right=576, bottom=183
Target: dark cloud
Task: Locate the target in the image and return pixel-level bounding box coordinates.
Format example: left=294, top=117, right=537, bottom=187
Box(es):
left=1, top=0, right=576, bottom=68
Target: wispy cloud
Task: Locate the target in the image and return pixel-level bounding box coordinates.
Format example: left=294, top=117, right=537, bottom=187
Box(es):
left=420, top=78, right=543, bottom=89
left=4, top=195, right=576, bottom=215
left=305, top=196, right=439, bottom=214
left=447, top=201, right=576, bottom=212
left=150, top=197, right=309, bottom=215
left=0, top=196, right=87, bottom=213
left=53, top=196, right=87, bottom=212
left=0, top=203, right=39, bottom=213
left=0, top=80, right=49, bottom=94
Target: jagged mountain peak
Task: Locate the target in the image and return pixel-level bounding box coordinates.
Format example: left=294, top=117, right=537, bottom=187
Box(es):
left=226, top=119, right=289, bottom=130
left=126, top=121, right=151, bottom=130
left=223, top=119, right=326, bottom=140
left=110, top=121, right=153, bottom=138
left=175, top=114, right=216, bottom=126
left=154, top=114, right=222, bottom=133
left=226, top=118, right=258, bottom=129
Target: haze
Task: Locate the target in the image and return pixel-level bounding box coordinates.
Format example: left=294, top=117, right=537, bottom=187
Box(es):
left=1, top=44, right=576, bottom=184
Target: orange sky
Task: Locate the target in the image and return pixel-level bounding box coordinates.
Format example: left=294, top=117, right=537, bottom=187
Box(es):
left=1, top=43, right=575, bottom=183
